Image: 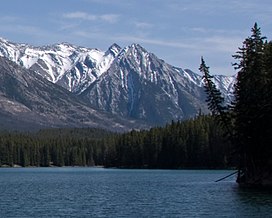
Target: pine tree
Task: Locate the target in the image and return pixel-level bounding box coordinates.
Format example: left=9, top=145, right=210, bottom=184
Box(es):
left=232, top=23, right=272, bottom=186
left=199, top=57, right=232, bottom=138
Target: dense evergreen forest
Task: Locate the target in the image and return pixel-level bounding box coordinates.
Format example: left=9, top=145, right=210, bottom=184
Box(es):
left=201, top=23, right=272, bottom=187
left=0, top=115, right=233, bottom=169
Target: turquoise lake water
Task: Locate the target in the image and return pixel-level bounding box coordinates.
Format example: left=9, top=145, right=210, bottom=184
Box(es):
left=0, top=168, right=271, bottom=217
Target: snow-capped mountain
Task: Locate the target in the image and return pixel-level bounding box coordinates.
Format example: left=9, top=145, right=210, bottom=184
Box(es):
left=0, top=37, right=121, bottom=92
left=80, top=44, right=235, bottom=125
left=0, top=37, right=236, bottom=127
left=0, top=56, right=147, bottom=131
left=81, top=44, right=202, bottom=124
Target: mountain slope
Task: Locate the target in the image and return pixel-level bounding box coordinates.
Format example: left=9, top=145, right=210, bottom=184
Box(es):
left=0, top=38, right=236, bottom=127
left=0, top=56, right=145, bottom=131
left=80, top=44, right=235, bottom=125
left=0, top=38, right=121, bottom=93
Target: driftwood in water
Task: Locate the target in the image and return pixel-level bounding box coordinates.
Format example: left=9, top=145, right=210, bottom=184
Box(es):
left=215, top=171, right=238, bottom=182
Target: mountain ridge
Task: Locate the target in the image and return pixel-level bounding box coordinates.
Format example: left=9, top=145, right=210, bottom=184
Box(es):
left=0, top=37, right=236, bottom=128
left=0, top=56, right=148, bottom=131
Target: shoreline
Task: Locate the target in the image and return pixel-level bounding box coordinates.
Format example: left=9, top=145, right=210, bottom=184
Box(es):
left=0, top=164, right=235, bottom=171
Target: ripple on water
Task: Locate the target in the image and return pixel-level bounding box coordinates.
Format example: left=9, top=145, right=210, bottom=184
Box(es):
left=0, top=168, right=271, bottom=217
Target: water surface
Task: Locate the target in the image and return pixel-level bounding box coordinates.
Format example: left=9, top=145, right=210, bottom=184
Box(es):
left=0, top=168, right=271, bottom=217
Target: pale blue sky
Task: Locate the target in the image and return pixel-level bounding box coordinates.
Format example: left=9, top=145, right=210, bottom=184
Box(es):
left=0, top=0, right=271, bottom=75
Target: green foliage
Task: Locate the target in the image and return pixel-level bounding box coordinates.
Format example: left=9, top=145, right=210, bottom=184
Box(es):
left=94, top=115, right=232, bottom=169
left=232, top=23, right=272, bottom=184
left=0, top=116, right=231, bottom=169
left=0, top=128, right=113, bottom=167
left=200, top=57, right=226, bottom=115
left=200, top=23, right=272, bottom=186
left=199, top=57, right=233, bottom=139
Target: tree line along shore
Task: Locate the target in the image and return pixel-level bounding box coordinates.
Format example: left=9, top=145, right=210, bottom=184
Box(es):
left=0, top=115, right=233, bottom=169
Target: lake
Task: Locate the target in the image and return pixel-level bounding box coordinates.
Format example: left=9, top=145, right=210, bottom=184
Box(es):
left=0, top=168, right=271, bottom=217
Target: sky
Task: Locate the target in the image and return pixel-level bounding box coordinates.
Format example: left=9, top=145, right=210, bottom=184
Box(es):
left=0, top=0, right=272, bottom=76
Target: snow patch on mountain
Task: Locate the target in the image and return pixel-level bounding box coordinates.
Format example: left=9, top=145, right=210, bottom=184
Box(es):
left=0, top=38, right=122, bottom=92
left=0, top=37, right=236, bottom=126
left=0, top=37, right=235, bottom=99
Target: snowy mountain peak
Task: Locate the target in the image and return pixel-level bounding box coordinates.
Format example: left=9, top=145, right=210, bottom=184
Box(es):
left=0, top=39, right=121, bottom=92
left=127, top=43, right=148, bottom=54
left=0, top=37, right=235, bottom=126
left=106, top=43, right=122, bottom=56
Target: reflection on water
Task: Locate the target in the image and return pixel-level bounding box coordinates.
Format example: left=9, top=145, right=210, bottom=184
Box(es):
left=235, top=187, right=272, bottom=217
left=0, top=168, right=271, bottom=217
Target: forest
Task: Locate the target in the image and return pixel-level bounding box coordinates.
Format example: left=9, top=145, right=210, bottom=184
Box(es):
left=0, top=115, right=232, bottom=169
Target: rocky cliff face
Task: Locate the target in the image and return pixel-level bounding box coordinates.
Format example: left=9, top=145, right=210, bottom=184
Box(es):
left=0, top=37, right=236, bottom=128
left=0, top=38, right=121, bottom=92
left=0, top=56, right=146, bottom=131
left=81, top=44, right=211, bottom=124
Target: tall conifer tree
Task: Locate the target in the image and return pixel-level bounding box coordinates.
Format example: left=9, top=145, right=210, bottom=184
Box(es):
left=231, top=23, right=272, bottom=186
left=199, top=57, right=232, bottom=138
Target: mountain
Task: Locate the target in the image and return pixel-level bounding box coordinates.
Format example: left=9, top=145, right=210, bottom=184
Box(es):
left=0, top=37, right=121, bottom=93
left=0, top=56, right=146, bottom=131
left=80, top=44, right=236, bottom=124
left=81, top=44, right=204, bottom=124
left=0, top=37, right=236, bottom=128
